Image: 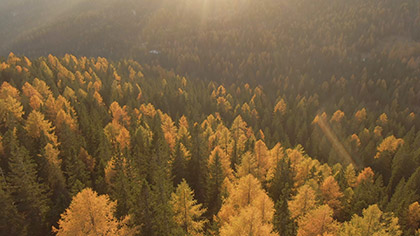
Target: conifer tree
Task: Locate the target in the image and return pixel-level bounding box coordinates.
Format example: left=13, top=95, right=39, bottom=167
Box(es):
left=53, top=188, right=137, bottom=236
left=170, top=179, right=207, bottom=235
left=5, top=128, right=50, bottom=235
left=339, top=204, right=402, bottom=236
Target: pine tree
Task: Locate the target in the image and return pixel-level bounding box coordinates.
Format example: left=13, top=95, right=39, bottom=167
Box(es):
left=186, top=124, right=208, bottom=204
left=206, top=147, right=227, bottom=217
left=0, top=169, right=27, bottom=236
left=5, top=128, right=50, bottom=235
left=268, top=157, right=296, bottom=235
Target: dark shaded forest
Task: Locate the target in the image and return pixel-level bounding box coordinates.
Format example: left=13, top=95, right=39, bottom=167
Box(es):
left=1, top=0, right=420, bottom=235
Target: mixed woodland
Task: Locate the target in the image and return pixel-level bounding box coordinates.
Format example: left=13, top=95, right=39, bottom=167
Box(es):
left=1, top=0, right=420, bottom=235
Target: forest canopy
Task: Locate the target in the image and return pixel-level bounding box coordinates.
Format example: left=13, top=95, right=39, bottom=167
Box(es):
left=1, top=0, right=420, bottom=235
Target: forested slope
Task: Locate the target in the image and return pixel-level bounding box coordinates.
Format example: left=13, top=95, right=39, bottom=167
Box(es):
left=1, top=0, right=420, bottom=235
left=0, top=54, right=420, bottom=235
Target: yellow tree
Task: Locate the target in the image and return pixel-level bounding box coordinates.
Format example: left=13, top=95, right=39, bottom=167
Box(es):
left=254, top=140, right=271, bottom=181
left=0, top=82, right=20, bottom=99
left=53, top=188, right=137, bottom=236
left=160, top=112, right=177, bottom=151
left=170, top=179, right=207, bottom=236
left=230, top=115, right=248, bottom=167
left=297, top=205, right=339, bottom=236
left=215, top=123, right=233, bottom=157
left=374, top=135, right=404, bottom=159
left=288, top=184, right=318, bottom=219
left=218, top=174, right=278, bottom=236
left=104, top=120, right=130, bottom=150
left=356, top=167, right=374, bottom=186
left=354, top=108, right=367, bottom=122
left=236, top=151, right=257, bottom=178
left=320, top=176, right=344, bottom=214
left=338, top=204, right=402, bottom=236
left=344, top=164, right=357, bottom=187
left=25, top=110, right=58, bottom=145
left=0, top=96, right=24, bottom=124
left=331, top=110, right=345, bottom=123
left=407, top=202, right=420, bottom=230
left=220, top=206, right=278, bottom=236
left=273, top=98, right=287, bottom=115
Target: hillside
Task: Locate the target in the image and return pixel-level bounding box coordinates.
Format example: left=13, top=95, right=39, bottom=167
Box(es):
left=4, top=0, right=420, bottom=83
left=1, top=0, right=420, bottom=235
left=0, top=53, right=419, bottom=235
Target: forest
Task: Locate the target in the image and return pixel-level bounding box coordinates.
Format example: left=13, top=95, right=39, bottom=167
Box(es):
left=1, top=0, right=420, bottom=235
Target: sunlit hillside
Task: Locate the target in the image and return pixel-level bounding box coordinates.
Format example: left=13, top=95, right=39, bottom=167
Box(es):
left=1, top=0, right=420, bottom=236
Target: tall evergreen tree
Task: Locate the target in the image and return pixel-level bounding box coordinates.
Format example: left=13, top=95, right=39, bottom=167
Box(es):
left=4, top=128, right=50, bottom=235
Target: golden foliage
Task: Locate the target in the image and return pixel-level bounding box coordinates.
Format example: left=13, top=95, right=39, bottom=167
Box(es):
left=220, top=206, right=278, bottom=236
left=104, top=120, right=131, bottom=150
left=289, top=184, right=318, bottom=219
left=344, top=164, right=357, bottom=188
left=32, top=78, right=52, bottom=98
left=170, top=180, right=207, bottom=236
left=216, top=96, right=232, bottom=112
left=254, top=140, right=271, bottom=181
left=331, top=110, right=345, bottom=123
left=208, top=146, right=233, bottom=180
left=0, top=96, right=24, bottom=123
left=374, top=135, right=404, bottom=158
left=0, top=82, right=20, bottom=99
left=338, top=204, right=402, bottom=236
left=273, top=98, right=287, bottom=115
left=139, top=103, right=157, bottom=118
left=22, top=82, right=42, bottom=99
left=354, top=108, right=367, bottom=122
left=297, top=205, right=339, bottom=236
left=43, top=143, right=61, bottom=168
left=320, top=176, right=344, bottom=212
left=135, top=84, right=142, bottom=100
left=374, top=126, right=383, bottom=137
left=178, top=115, right=191, bottom=140
left=218, top=174, right=277, bottom=236
left=25, top=111, right=58, bottom=145
left=350, top=134, right=361, bottom=147
left=236, top=152, right=257, bottom=178
left=53, top=188, right=137, bottom=236
left=356, top=167, right=374, bottom=185
left=214, top=124, right=232, bottom=154
left=56, top=109, right=77, bottom=131
left=110, top=101, right=130, bottom=126
left=161, top=113, right=177, bottom=151
left=378, top=113, right=388, bottom=125
left=93, top=91, right=104, bottom=106
left=29, top=95, right=43, bottom=110
left=408, top=202, right=420, bottom=230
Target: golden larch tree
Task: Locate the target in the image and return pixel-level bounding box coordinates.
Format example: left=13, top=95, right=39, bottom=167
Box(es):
left=407, top=202, right=420, bottom=230
left=170, top=179, right=207, bottom=236
left=297, top=205, right=339, bottom=236
left=374, top=135, right=404, bottom=159
left=218, top=174, right=278, bottom=236
left=53, top=188, right=137, bottom=236
left=338, top=204, right=402, bottom=236
left=288, top=184, right=318, bottom=219
left=320, top=176, right=344, bottom=214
